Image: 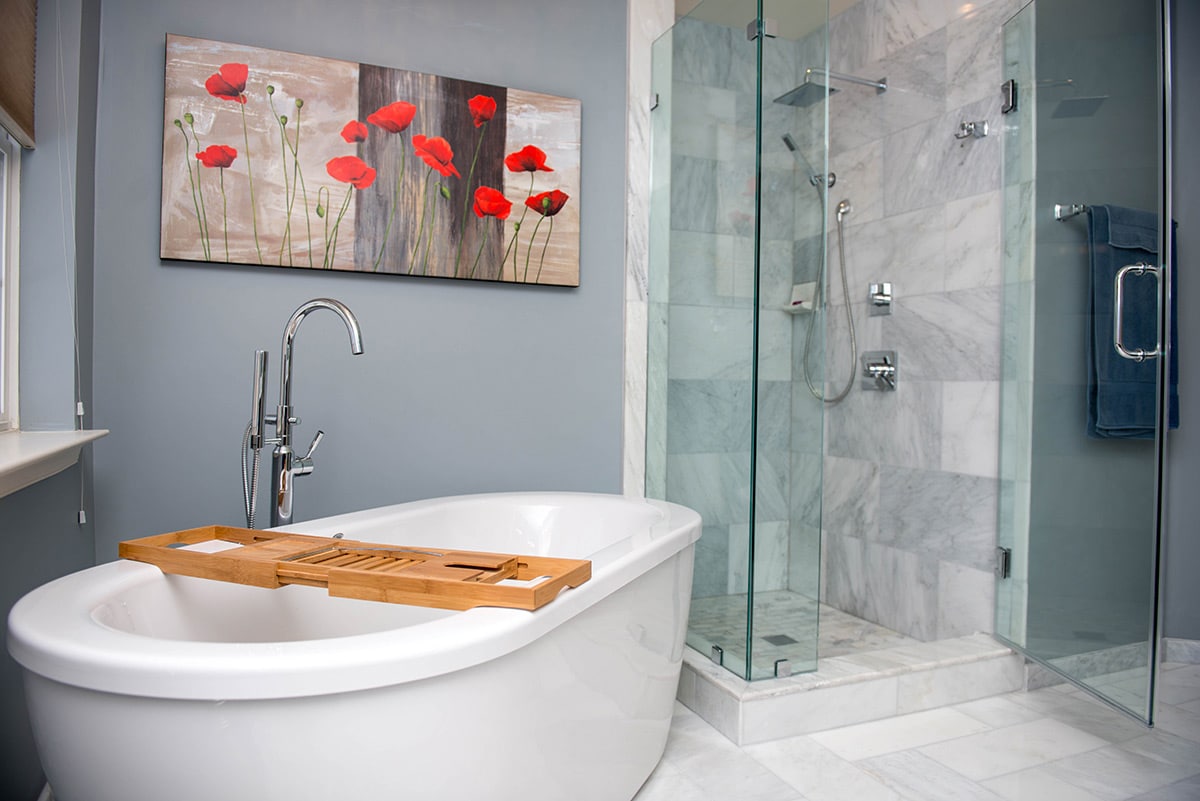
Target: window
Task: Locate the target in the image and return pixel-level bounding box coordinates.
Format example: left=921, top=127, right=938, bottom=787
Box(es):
left=0, top=131, right=19, bottom=432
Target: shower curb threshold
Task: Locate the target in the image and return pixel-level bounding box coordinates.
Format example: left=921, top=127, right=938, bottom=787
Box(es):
left=676, top=633, right=1024, bottom=745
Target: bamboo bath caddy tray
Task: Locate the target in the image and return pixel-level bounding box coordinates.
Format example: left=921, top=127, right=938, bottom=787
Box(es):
left=118, top=526, right=591, bottom=611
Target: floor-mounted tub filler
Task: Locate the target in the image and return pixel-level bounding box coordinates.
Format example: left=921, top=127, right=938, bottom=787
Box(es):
left=8, top=492, right=700, bottom=801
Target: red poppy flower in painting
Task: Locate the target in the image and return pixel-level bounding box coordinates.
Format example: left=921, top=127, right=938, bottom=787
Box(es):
left=504, top=145, right=553, bottom=173
left=525, top=189, right=569, bottom=217
left=473, top=186, right=512, bottom=219
left=326, top=155, right=377, bottom=189
left=468, top=95, right=497, bottom=127
left=195, top=144, right=238, bottom=169
left=340, top=120, right=368, bottom=143
left=367, top=101, right=417, bottom=134
left=205, top=63, right=249, bottom=104
left=412, top=135, right=460, bottom=178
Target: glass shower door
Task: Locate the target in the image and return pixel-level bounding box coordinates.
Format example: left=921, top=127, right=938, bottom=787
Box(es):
left=646, top=0, right=828, bottom=682
left=997, top=0, right=1169, bottom=722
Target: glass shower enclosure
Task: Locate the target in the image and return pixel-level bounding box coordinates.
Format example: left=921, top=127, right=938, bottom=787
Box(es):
left=996, top=0, right=1170, bottom=722
left=646, top=0, right=829, bottom=681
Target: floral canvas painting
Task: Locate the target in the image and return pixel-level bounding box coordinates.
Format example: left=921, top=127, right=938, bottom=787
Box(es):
left=160, top=35, right=581, bottom=286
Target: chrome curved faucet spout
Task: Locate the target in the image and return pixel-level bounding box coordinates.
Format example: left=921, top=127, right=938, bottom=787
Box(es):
left=270, top=298, right=364, bottom=528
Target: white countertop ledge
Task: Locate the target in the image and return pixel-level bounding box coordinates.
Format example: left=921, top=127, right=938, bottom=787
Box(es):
left=0, top=430, right=109, bottom=500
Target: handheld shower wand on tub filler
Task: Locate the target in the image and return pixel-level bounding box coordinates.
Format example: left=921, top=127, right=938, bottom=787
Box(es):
left=243, top=299, right=365, bottom=529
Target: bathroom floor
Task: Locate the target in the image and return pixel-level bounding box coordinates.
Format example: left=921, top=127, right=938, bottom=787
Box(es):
left=688, top=592, right=920, bottom=676
left=634, top=661, right=1200, bottom=801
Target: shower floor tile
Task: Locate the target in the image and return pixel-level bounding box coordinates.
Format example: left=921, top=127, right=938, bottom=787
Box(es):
left=688, top=591, right=921, bottom=676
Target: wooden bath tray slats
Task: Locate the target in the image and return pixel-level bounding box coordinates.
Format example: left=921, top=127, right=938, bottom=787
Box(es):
left=118, top=526, right=590, bottom=611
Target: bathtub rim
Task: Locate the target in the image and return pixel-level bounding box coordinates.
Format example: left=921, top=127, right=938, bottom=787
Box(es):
left=7, top=492, right=700, bottom=701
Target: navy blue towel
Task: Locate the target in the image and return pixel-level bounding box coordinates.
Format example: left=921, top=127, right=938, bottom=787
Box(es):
left=1087, top=204, right=1179, bottom=439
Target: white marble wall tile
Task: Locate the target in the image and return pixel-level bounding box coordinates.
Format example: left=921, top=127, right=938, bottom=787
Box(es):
left=730, top=520, right=789, bottom=593
left=671, top=154, right=719, bottom=232
left=827, top=379, right=944, bottom=471
left=876, top=29, right=949, bottom=139
left=693, top=525, right=732, bottom=598
left=759, top=238, right=797, bottom=310
left=671, top=17, right=733, bottom=89
left=881, top=286, right=1002, bottom=381
left=823, top=301, right=884, bottom=398
left=665, top=452, right=752, bottom=527
left=829, top=205, right=946, bottom=304
left=715, top=156, right=758, bottom=238
left=790, top=371, right=825, bottom=453
left=936, top=561, right=996, bottom=639
left=882, top=0, right=951, bottom=56
left=624, top=299, right=648, bottom=495
left=665, top=379, right=754, bottom=454
left=666, top=304, right=756, bottom=380
left=790, top=451, right=824, bottom=530
left=623, top=0, right=673, bottom=496
left=945, top=190, right=1003, bottom=292
left=865, top=541, right=940, bottom=640
left=827, top=72, right=888, bottom=157
left=879, top=465, right=998, bottom=571
left=645, top=301, right=669, bottom=498
left=787, top=522, right=822, bottom=599
left=668, top=231, right=747, bottom=307
left=821, top=454, right=880, bottom=540
left=830, top=0, right=888, bottom=76
left=883, top=97, right=1001, bottom=217
left=822, top=532, right=867, bottom=613
left=945, top=0, right=1026, bottom=110
left=670, top=83, right=738, bottom=161
left=941, top=380, right=1001, bottom=477
left=825, top=139, right=884, bottom=232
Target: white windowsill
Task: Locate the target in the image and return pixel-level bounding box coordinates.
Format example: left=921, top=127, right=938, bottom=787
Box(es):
left=0, top=429, right=109, bottom=500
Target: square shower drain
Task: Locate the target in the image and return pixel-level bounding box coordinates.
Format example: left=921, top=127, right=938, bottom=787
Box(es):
left=762, top=634, right=799, bottom=646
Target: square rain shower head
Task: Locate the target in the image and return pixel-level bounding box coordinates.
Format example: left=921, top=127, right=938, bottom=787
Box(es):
left=774, top=82, right=838, bottom=108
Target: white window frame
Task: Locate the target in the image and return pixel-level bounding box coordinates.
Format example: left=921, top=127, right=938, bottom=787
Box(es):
left=0, top=130, right=20, bottom=433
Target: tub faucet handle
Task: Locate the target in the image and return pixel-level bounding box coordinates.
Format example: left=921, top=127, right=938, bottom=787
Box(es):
left=294, top=429, right=324, bottom=477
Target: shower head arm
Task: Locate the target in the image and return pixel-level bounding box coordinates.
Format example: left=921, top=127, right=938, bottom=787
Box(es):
left=804, top=68, right=887, bottom=94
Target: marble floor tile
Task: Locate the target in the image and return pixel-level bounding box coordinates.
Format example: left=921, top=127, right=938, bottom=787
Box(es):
left=917, top=718, right=1110, bottom=781
left=982, top=770, right=1108, bottom=801
left=744, top=736, right=903, bottom=801
left=858, top=750, right=1008, bottom=800
left=638, top=664, right=1200, bottom=801
left=809, top=707, right=990, bottom=761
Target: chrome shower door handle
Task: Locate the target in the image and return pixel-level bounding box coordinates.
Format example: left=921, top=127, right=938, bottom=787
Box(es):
left=1113, top=263, right=1162, bottom=362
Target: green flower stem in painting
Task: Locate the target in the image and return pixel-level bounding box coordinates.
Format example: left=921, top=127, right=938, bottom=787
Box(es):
left=374, top=143, right=406, bottom=272
left=219, top=167, right=230, bottom=261
left=239, top=103, right=265, bottom=264
left=534, top=216, right=553, bottom=284
left=468, top=223, right=490, bottom=280
left=283, top=99, right=314, bottom=268
left=185, top=115, right=213, bottom=260
left=326, top=186, right=354, bottom=269
left=501, top=173, right=535, bottom=281
left=316, top=187, right=331, bottom=268
left=175, top=120, right=210, bottom=260
left=269, top=88, right=294, bottom=266
left=454, top=120, right=488, bottom=277
left=523, top=214, right=545, bottom=283
left=409, top=165, right=435, bottom=275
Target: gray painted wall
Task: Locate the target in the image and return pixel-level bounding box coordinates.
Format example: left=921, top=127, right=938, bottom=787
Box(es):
left=1, top=0, right=101, bottom=797
left=90, top=0, right=629, bottom=559
left=1165, top=0, right=1200, bottom=640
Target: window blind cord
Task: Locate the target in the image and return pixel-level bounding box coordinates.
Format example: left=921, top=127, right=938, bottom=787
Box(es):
left=54, top=5, right=87, bottom=524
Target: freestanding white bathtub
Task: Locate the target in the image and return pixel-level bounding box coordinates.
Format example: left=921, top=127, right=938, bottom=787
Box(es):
left=8, top=492, right=700, bottom=801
